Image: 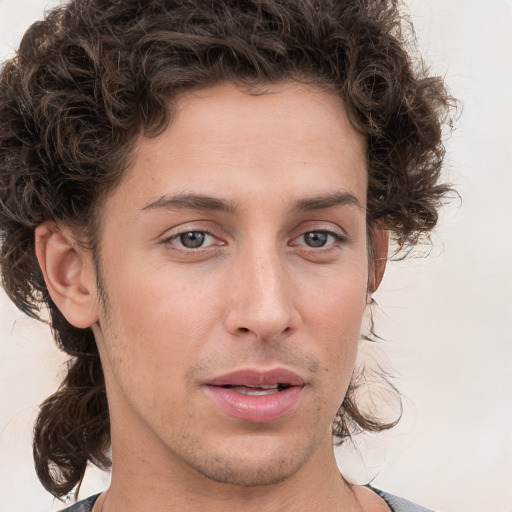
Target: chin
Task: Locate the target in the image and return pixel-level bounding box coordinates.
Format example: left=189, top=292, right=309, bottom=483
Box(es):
left=184, top=429, right=326, bottom=488
left=193, top=452, right=305, bottom=487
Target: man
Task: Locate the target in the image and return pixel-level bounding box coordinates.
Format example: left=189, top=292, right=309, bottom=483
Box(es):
left=0, top=1, right=454, bottom=511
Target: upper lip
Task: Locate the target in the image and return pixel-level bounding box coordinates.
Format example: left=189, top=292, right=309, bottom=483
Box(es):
left=207, top=368, right=305, bottom=387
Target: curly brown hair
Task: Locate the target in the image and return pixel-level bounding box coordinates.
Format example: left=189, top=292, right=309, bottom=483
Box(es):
left=0, top=0, right=455, bottom=499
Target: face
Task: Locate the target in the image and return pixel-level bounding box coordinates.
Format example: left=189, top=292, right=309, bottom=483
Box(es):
left=91, top=82, right=371, bottom=487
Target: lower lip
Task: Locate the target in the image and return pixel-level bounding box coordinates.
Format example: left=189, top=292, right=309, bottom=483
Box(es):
left=205, top=385, right=304, bottom=423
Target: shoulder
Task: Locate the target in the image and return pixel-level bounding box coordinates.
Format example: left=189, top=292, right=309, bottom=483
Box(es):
left=369, top=487, right=436, bottom=512
left=57, top=489, right=435, bottom=512
left=58, top=494, right=100, bottom=512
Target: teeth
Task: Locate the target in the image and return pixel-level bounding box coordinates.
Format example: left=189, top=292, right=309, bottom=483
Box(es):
left=229, top=386, right=280, bottom=396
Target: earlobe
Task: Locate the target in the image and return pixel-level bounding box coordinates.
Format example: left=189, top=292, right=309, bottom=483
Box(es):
left=35, top=223, right=98, bottom=328
left=368, top=228, right=389, bottom=294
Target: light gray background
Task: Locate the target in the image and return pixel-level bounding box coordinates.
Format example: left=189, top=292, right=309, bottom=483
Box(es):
left=0, top=0, right=511, bottom=511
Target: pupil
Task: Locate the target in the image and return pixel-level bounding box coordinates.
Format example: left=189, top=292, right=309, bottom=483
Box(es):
left=180, top=232, right=205, bottom=248
left=304, top=231, right=327, bottom=247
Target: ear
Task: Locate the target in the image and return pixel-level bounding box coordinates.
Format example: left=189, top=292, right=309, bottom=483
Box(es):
left=35, top=223, right=99, bottom=328
left=368, top=228, right=389, bottom=295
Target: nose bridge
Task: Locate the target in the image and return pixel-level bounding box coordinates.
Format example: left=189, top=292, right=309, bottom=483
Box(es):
left=227, top=239, right=295, bottom=341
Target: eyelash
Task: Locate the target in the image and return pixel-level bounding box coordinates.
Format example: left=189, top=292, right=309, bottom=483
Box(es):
left=291, top=229, right=346, bottom=249
left=161, top=230, right=221, bottom=252
left=161, top=228, right=347, bottom=253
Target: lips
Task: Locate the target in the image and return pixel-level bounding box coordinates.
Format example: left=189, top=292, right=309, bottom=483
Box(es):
left=205, top=368, right=305, bottom=422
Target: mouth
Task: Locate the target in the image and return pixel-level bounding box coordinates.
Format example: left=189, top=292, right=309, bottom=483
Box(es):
left=221, top=383, right=291, bottom=396
left=205, top=368, right=305, bottom=422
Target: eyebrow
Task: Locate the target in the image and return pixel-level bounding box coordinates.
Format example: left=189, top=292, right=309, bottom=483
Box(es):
left=141, top=193, right=238, bottom=214
left=141, top=191, right=362, bottom=214
left=290, top=191, right=362, bottom=212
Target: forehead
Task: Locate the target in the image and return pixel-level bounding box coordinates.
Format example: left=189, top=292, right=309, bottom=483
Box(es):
left=109, top=81, right=368, bottom=214
left=166, top=81, right=363, bottom=149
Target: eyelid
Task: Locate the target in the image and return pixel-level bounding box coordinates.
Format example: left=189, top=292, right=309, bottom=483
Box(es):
left=157, top=221, right=348, bottom=251
left=158, top=221, right=227, bottom=250
left=290, top=229, right=347, bottom=248
left=162, top=230, right=226, bottom=248
left=290, top=219, right=349, bottom=242
left=158, top=220, right=220, bottom=240
left=164, top=230, right=215, bottom=247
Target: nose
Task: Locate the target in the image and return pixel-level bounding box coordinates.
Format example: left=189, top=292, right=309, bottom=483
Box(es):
left=224, top=247, right=299, bottom=343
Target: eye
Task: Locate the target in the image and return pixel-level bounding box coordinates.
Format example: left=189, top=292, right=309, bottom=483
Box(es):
left=294, top=230, right=344, bottom=248
left=166, top=231, right=217, bottom=249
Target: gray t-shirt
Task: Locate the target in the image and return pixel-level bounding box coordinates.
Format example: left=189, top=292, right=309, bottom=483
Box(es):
left=371, top=487, right=435, bottom=512
left=59, top=488, right=435, bottom=512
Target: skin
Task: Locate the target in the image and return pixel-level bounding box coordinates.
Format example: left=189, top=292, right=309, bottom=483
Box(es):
left=36, top=82, right=390, bottom=511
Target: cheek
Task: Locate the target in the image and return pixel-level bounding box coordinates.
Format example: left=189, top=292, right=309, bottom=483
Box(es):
left=97, top=284, right=215, bottom=428
left=300, top=261, right=368, bottom=385
left=304, top=255, right=368, bottom=333
left=99, top=265, right=219, bottom=387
